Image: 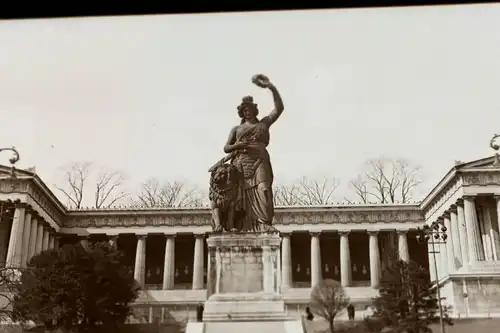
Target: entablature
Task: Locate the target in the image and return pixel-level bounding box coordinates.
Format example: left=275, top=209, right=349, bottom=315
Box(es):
left=64, top=204, right=424, bottom=228
left=0, top=177, right=65, bottom=230
left=421, top=157, right=500, bottom=222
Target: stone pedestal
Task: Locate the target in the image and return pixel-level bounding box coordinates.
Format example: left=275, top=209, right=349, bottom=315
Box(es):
left=185, top=232, right=304, bottom=333
left=203, top=232, right=289, bottom=322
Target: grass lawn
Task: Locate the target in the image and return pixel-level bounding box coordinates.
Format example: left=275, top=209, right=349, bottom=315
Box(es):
left=304, top=318, right=500, bottom=333
left=0, top=323, right=184, bottom=333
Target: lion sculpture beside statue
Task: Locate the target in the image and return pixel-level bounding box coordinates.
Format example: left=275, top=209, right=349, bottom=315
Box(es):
left=208, top=163, right=245, bottom=232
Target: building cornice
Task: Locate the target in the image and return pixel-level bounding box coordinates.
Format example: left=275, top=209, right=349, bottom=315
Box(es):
left=0, top=176, right=65, bottom=227
left=419, top=167, right=457, bottom=212
left=64, top=204, right=424, bottom=228
left=0, top=165, right=68, bottom=214
left=419, top=155, right=499, bottom=213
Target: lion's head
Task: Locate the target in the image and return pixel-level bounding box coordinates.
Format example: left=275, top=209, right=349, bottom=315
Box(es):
left=208, top=164, right=240, bottom=208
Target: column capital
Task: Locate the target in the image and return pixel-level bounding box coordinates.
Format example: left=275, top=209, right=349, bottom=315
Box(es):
left=462, top=195, right=476, bottom=201
left=442, top=211, right=451, bottom=219
left=493, top=195, right=500, bottom=201
left=367, top=231, right=379, bottom=236
left=136, top=234, right=148, bottom=239
left=448, top=204, right=458, bottom=213
left=456, top=198, right=464, bottom=206
left=40, top=219, right=51, bottom=229
left=338, top=231, right=350, bottom=236
left=280, top=232, right=292, bottom=237
left=395, top=230, right=408, bottom=235
left=193, top=233, right=205, bottom=239
left=13, top=200, right=28, bottom=209
left=31, top=210, right=41, bottom=219
left=164, top=233, right=176, bottom=238
left=310, top=231, right=321, bottom=237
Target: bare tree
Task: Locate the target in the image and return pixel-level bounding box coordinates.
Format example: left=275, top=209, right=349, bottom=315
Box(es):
left=54, top=162, right=129, bottom=209
left=299, top=176, right=340, bottom=205
left=54, top=162, right=91, bottom=209
left=309, top=279, right=349, bottom=333
left=134, top=178, right=204, bottom=208
left=94, top=168, right=128, bottom=208
left=273, top=176, right=340, bottom=206
left=273, top=183, right=304, bottom=206
left=346, top=157, right=423, bottom=204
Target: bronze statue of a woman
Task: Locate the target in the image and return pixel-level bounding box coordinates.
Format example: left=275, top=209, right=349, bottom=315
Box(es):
left=208, top=74, right=284, bottom=232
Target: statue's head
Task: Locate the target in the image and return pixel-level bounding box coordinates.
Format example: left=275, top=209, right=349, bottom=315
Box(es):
left=237, top=96, right=259, bottom=122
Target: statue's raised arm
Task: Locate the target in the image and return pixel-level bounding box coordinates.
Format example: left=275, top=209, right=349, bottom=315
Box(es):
left=252, top=74, right=284, bottom=127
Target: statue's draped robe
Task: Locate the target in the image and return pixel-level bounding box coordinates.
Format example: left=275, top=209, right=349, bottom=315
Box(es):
left=232, top=120, right=274, bottom=230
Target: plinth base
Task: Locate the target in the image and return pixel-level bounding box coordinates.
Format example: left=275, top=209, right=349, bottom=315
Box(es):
left=192, top=232, right=304, bottom=333
left=187, top=319, right=304, bottom=333
left=203, top=292, right=288, bottom=321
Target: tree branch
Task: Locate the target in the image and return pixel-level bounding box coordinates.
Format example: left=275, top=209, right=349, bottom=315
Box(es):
left=347, top=157, right=423, bottom=204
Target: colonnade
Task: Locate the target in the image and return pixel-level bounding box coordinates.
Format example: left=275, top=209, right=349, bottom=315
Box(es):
left=282, top=230, right=410, bottom=289
left=2, top=202, right=59, bottom=268
left=118, top=229, right=412, bottom=290
left=428, top=195, right=500, bottom=281
left=1, top=201, right=419, bottom=290
left=108, top=233, right=206, bottom=290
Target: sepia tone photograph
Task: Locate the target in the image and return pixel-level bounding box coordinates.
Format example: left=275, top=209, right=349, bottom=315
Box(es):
left=1, top=4, right=500, bottom=333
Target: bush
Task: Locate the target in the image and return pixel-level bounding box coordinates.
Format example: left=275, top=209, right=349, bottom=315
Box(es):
left=10, top=242, right=140, bottom=331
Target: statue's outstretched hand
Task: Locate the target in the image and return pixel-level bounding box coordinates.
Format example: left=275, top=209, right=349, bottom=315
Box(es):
left=252, top=74, right=271, bottom=88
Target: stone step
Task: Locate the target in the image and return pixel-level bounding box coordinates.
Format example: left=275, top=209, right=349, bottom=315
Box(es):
left=200, top=320, right=304, bottom=333
left=133, top=287, right=378, bottom=305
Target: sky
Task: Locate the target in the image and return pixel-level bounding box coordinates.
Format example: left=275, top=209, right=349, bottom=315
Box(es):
left=1, top=4, right=500, bottom=206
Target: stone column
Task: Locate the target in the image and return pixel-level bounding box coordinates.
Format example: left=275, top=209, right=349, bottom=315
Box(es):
left=449, top=206, right=463, bottom=268
left=163, top=234, right=175, bottom=290
left=281, top=233, right=292, bottom=290
left=397, top=230, right=409, bottom=262
left=54, top=235, right=60, bottom=250
left=49, top=234, right=55, bottom=249
left=368, top=231, right=380, bottom=288
left=27, top=216, right=38, bottom=261
left=438, top=219, right=448, bottom=278
left=42, top=229, right=50, bottom=251
left=456, top=201, right=469, bottom=266
left=443, top=214, right=455, bottom=273
left=310, top=232, right=322, bottom=288
left=340, top=232, right=351, bottom=287
left=493, top=196, right=500, bottom=260
left=479, top=204, right=494, bottom=261
left=463, top=196, right=485, bottom=263
left=21, top=210, right=32, bottom=267
left=192, top=234, right=205, bottom=290
left=5, top=203, right=26, bottom=267
left=35, top=223, right=44, bottom=255
left=134, top=235, right=147, bottom=286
